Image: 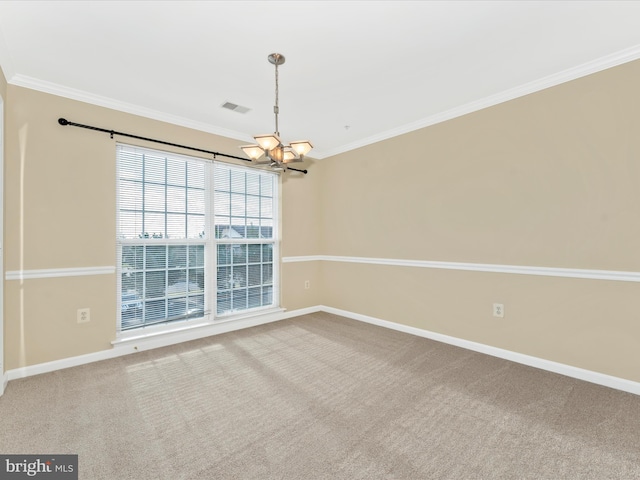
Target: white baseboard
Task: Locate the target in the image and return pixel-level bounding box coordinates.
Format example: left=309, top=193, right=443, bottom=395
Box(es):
left=4, top=304, right=639, bottom=398
left=320, top=306, right=640, bottom=396
left=6, top=306, right=321, bottom=383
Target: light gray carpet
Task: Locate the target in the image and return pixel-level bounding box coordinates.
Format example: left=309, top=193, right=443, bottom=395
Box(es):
left=1, top=312, right=639, bottom=479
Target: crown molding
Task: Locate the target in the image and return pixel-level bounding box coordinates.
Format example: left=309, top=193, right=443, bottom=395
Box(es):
left=6, top=44, right=640, bottom=161
left=316, top=44, right=640, bottom=159
left=9, top=74, right=254, bottom=145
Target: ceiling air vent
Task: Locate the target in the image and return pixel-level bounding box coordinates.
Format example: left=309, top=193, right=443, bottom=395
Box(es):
left=221, top=101, right=251, bottom=114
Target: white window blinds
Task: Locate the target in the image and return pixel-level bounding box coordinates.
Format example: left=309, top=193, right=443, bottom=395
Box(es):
left=117, top=144, right=278, bottom=332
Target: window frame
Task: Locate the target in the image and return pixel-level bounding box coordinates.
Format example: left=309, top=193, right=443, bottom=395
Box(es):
left=116, top=143, right=280, bottom=338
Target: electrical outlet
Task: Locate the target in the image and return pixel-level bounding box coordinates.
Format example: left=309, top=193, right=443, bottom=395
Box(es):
left=493, top=303, right=504, bottom=318
left=304, top=280, right=310, bottom=290
left=77, top=308, right=90, bottom=323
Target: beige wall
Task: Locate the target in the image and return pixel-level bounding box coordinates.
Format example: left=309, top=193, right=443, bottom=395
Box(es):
left=317, top=59, right=640, bottom=381
left=4, top=58, right=640, bottom=383
left=3, top=85, right=320, bottom=369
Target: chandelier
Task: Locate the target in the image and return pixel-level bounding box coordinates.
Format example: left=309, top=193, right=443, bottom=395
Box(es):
left=240, top=53, right=313, bottom=171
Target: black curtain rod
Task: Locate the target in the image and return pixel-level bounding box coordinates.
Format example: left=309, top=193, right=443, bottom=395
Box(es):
left=57, top=118, right=308, bottom=174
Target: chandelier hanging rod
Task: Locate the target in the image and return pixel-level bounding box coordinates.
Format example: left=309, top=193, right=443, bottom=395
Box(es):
left=57, top=118, right=308, bottom=174
left=240, top=53, right=313, bottom=171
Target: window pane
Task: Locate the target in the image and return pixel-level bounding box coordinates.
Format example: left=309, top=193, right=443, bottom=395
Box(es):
left=248, top=287, right=261, bottom=308
left=187, top=214, right=205, bottom=239
left=144, top=183, right=165, bottom=212
left=248, top=265, right=261, bottom=286
left=145, top=213, right=165, bottom=238
left=121, top=271, right=143, bottom=295
left=189, top=269, right=204, bottom=291
left=119, top=151, right=143, bottom=180
left=144, top=155, right=165, bottom=183
left=230, top=170, right=245, bottom=193
left=246, top=172, right=260, bottom=195
left=168, top=297, right=187, bottom=318
left=167, top=268, right=187, bottom=289
left=214, top=168, right=230, bottom=192
left=217, top=291, right=231, bottom=314
left=187, top=189, right=205, bottom=215
left=120, top=180, right=143, bottom=210
left=247, top=195, right=260, bottom=217
left=119, top=211, right=143, bottom=239
left=217, top=266, right=230, bottom=290
left=261, top=176, right=273, bottom=197
left=167, top=159, right=186, bottom=186
left=122, top=246, right=144, bottom=271
left=262, top=263, right=273, bottom=284
left=189, top=245, right=204, bottom=268
left=232, top=290, right=247, bottom=310
left=231, top=219, right=246, bottom=237
left=260, top=220, right=273, bottom=239
left=187, top=162, right=205, bottom=189
left=217, top=245, right=231, bottom=265
left=246, top=222, right=260, bottom=239
left=262, top=244, right=273, bottom=262
left=146, top=245, right=166, bottom=269
left=233, top=265, right=247, bottom=288
left=167, top=186, right=186, bottom=213
left=168, top=245, right=187, bottom=268
left=167, top=213, right=186, bottom=239
left=214, top=191, right=230, bottom=216
left=215, top=217, right=230, bottom=238
left=232, top=245, right=247, bottom=264
left=145, top=271, right=166, bottom=298
left=145, top=300, right=166, bottom=321
left=260, top=200, right=273, bottom=219
left=263, top=286, right=273, bottom=305
left=248, top=244, right=261, bottom=263
left=231, top=193, right=245, bottom=217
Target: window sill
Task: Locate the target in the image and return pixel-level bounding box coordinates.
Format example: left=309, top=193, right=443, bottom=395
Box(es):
left=112, top=307, right=286, bottom=349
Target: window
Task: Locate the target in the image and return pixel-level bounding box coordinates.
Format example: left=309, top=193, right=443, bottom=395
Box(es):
left=117, top=144, right=278, bottom=332
left=214, top=166, right=275, bottom=315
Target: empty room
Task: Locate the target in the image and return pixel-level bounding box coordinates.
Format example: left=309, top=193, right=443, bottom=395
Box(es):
left=1, top=1, right=640, bottom=479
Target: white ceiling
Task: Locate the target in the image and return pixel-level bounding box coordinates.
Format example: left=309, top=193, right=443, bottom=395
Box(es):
left=1, top=1, right=640, bottom=159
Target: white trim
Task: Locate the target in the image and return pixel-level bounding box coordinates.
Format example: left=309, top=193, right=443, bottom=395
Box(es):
left=316, top=44, right=640, bottom=159
left=7, top=306, right=321, bottom=382
left=321, top=306, right=640, bottom=396
left=5, top=266, right=116, bottom=281
left=2, top=372, right=8, bottom=394
left=282, top=255, right=640, bottom=283
left=281, top=255, right=324, bottom=263
left=4, top=304, right=639, bottom=396
left=11, top=74, right=254, bottom=145
left=6, top=46, right=640, bottom=161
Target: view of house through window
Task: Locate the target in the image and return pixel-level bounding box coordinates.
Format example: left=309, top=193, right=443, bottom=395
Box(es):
left=117, top=144, right=278, bottom=331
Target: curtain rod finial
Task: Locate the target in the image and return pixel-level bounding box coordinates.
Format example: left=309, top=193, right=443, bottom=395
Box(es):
left=58, top=118, right=69, bottom=126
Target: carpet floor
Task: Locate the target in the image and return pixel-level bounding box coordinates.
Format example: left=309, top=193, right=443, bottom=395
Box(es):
left=1, top=312, right=639, bottom=479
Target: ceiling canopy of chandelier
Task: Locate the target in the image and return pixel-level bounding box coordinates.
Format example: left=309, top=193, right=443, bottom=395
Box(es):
left=240, top=53, right=313, bottom=172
